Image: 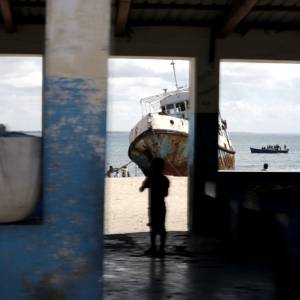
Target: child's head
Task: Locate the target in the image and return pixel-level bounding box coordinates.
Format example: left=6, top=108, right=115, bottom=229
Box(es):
left=152, top=158, right=164, bottom=174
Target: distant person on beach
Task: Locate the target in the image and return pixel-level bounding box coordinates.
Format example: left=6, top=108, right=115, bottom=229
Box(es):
left=115, top=171, right=119, bottom=178
left=139, top=158, right=170, bottom=257
left=122, top=166, right=128, bottom=177
left=106, top=166, right=113, bottom=178
left=262, top=163, right=268, bottom=171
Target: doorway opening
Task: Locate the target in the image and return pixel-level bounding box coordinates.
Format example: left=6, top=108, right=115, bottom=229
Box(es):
left=105, top=58, right=191, bottom=234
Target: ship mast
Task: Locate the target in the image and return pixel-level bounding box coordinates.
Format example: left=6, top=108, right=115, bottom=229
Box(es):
left=171, top=60, right=179, bottom=91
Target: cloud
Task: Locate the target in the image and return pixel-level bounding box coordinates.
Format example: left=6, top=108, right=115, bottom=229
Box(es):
left=1, top=57, right=299, bottom=133
left=0, top=56, right=42, bottom=131
left=107, top=59, right=189, bottom=131
left=220, top=62, right=300, bottom=133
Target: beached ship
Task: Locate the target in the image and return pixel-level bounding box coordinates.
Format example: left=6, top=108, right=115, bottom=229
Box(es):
left=128, top=88, right=235, bottom=176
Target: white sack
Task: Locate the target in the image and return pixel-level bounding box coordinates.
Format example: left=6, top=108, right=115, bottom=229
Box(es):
left=0, top=137, right=42, bottom=223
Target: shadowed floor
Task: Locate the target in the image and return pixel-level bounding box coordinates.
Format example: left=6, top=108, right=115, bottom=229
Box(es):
left=104, top=231, right=299, bottom=299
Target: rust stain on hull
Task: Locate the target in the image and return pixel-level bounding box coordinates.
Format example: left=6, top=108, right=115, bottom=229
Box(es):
left=218, top=149, right=235, bottom=170
left=129, top=130, right=188, bottom=176
left=129, top=130, right=235, bottom=176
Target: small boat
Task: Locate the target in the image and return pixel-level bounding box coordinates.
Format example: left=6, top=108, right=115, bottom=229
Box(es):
left=250, top=147, right=289, bottom=154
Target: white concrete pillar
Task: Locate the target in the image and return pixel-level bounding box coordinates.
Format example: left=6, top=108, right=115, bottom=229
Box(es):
left=43, top=0, right=110, bottom=297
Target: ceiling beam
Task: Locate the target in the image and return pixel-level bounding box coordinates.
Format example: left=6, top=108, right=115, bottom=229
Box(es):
left=7, top=1, right=300, bottom=13
left=127, top=21, right=300, bottom=31
left=0, top=0, right=15, bottom=33
left=115, top=0, right=132, bottom=37
left=11, top=1, right=45, bottom=8
left=118, top=3, right=300, bottom=13
left=218, top=0, right=259, bottom=38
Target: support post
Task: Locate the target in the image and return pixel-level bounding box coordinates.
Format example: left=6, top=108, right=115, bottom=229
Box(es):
left=188, top=61, right=223, bottom=235
left=0, top=0, right=110, bottom=298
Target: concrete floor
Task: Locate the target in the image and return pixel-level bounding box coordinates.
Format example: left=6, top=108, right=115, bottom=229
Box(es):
left=104, top=231, right=300, bottom=300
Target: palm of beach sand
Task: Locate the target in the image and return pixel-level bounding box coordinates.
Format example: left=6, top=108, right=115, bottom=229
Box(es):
left=104, top=177, right=188, bottom=234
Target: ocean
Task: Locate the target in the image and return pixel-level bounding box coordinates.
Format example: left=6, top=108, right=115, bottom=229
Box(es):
left=106, top=132, right=300, bottom=175
left=230, top=133, right=300, bottom=172
left=106, top=132, right=144, bottom=177
left=25, top=131, right=300, bottom=174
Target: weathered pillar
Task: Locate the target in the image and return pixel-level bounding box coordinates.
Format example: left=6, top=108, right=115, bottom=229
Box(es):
left=188, top=60, right=229, bottom=235
left=0, top=1, right=110, bottom=299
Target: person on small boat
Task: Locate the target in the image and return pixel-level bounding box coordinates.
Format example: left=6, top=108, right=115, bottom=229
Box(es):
left=261, top=163, right=268, bottom=171
left=284, top=145, right=286, bottom=150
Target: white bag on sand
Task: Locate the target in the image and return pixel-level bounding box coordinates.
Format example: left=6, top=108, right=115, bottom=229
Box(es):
left=0, top=137, right=42, bottom=223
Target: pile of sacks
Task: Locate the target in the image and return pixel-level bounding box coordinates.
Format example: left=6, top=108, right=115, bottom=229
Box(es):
left=0, top=124, right=42, bottom=223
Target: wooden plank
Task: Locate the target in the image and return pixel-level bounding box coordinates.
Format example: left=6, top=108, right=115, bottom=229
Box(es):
left=130, top=3, right=300, bottom=13
left=0, top=0, right=15, bottom=33
left=115, top=0, right=132, bottom=37
left=7, top=1, right=300, bottom=13
left=218, top=0, right=259, bottom=38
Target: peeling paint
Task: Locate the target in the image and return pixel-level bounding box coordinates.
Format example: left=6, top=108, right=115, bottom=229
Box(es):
left=87, top=135, right=106, bottom=161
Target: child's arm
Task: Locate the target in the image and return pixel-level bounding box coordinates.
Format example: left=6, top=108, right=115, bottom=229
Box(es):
left=163, top=178, right=170, bottom=197
left=139, top=177, right=150, bottom=192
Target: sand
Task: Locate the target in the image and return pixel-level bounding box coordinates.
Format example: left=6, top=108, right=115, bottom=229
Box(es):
left=104, top=177, right=188, bottom=234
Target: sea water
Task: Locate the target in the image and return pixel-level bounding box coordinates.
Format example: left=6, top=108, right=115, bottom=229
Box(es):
left=106, top=132, right=300, bottom=174
left=230, top=133, right=300, bottom=172
left=106, top=132, right=144, bottom=177
left=26, top=131, right=300, bottom=175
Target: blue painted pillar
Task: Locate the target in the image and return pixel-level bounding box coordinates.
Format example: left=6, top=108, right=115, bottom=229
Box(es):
left=0, top=1, right=110, bottom=299
left=188, top=60, right=228, bottom=235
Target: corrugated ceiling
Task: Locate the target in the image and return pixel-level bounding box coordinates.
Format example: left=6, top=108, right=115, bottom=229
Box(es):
left=1, top=0, right=300, bottom=29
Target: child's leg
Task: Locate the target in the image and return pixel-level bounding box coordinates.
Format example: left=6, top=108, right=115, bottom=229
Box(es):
left=157, top=209, right=166, bottom=256
left=150, top=230, right=157, bottom=249
left=159, top=232, right=166, bottom=250
left=144, top=229, right=157, bottom=255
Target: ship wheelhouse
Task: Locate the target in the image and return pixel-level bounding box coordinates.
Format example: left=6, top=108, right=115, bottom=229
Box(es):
left=160, top=91, right=189, bottom=119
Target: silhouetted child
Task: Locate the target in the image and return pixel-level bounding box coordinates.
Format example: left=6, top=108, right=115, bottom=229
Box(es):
left=139, top=158, right=170, bottom=257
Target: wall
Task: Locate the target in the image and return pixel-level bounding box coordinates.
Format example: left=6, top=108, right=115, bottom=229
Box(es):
left=0, top=25, right=44, bottom=55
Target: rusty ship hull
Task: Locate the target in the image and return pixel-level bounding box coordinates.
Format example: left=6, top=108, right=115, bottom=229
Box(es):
left=218, top=146, right=235, bottom=170
left=129, top=114, right=189, bottom=176
left=129, top=129, right=188, bottom=177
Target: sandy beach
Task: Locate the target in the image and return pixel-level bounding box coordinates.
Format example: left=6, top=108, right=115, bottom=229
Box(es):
left=104, top=177, right=188, bottom=234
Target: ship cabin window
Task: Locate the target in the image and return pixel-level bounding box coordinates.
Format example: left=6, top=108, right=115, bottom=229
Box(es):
left=166, top=104, right=174, bottom=110
left=162, top=106, right=166, bottom=112
left=185, top=101, right=189, bottom=110
left=176, top=102, right=185, bottom=112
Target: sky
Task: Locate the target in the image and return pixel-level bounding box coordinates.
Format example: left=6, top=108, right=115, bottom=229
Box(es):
left=107, top=59, right=189, bottom=131
left=0, top=56, right=42, bottom=131
left=220, top=61, right=300, bottom=134
left=1, top=57, right=300, bottom=133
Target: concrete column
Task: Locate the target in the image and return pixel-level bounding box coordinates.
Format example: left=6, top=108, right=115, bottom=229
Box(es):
left=188, top=59, right=226, bottom=235
left=0, top=1, right=110, bottom=299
